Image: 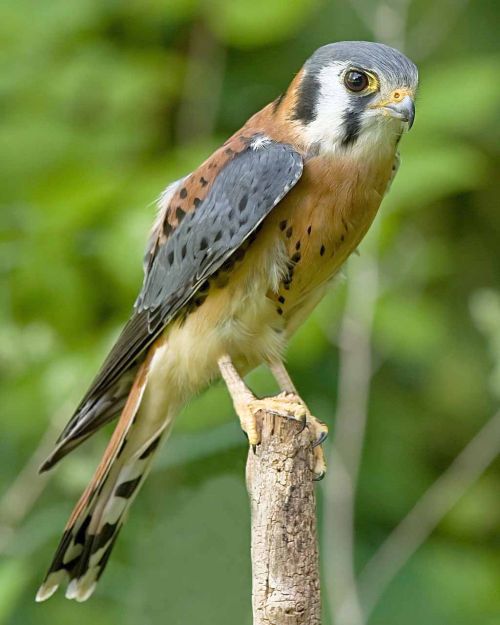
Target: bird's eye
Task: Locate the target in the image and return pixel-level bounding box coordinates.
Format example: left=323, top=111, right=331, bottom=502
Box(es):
left=344, top=70, right=369, bottom=92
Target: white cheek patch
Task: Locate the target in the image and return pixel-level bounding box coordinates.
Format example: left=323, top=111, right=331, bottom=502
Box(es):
left=301, top=62, right=350, bottom=151
left=300, top=62, right=403, bottom=162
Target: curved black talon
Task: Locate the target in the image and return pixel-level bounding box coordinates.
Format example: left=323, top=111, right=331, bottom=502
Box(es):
left=312, top=429, right=328, bottom=448
left=313, top=470, right=326, bottom=481
left=298, top=414, right=307, bottom=433
left=252, top=444, right=257, bottom=454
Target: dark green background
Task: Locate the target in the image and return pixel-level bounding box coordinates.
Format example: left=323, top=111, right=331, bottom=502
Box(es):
left=1, top=1, right=499, bottom=624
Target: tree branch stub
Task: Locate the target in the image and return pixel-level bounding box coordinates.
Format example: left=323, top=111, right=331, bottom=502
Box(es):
left=246, top=410, right=321, bottom=625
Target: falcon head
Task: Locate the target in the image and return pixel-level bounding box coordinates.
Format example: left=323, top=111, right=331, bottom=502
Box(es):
left=290, top=41, right=418, bottom=154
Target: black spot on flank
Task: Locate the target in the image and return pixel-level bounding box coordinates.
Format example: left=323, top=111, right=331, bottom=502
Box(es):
left=278, top=295, right=285, bottom=304
left=92, top=522, right=118, bottom=553
left=194, top=296, right=206, bottom=307
left=176, top=206, right=185, bottom=223
left=277, top=307, right=283, bottom=315
left=307, top=225, right=312, bottom=235
left=221, top=256, right=235, bottom=272
left=291, top=252, right=301, bottom=263
left=199, top=280, right=210, bottom=292
left=200, top=237, right=208, bottom=251
left=284, top=283, right=290, bottom=290
left=279, top=220, right=287, bottom=231
left=286, top=226, right=293, bottom=238
left=320, top=245, right=325, bottom=256
left=115, top=477, right=141, bottom=499
left=291, top=70, right=320, bottom=124
left=214, top=230, right=222, bottom=242
left=179, top=187, right=188, bottom=199
left=168, top=251, right=174, bottom=265
left=234, top=246, right=246, bottom=262
left=216, top=274, right=230, bottom=288
left=163, top=221, right=172, bottom=237
left=139, top=436, right=161, bottom=459
left=228, top=208, right=234, bottom=220
left=295, top=240, right=301, bottom=250
left=181, top=244, right=187, bottom=259
left=225, top=147, right=234, bottom=155
left=193, top=197, right=201, bottom=207
left=340, top=234, right=345, bottom=242
left=200, top=176, right=208, bottom=186
left=239, top=194, right=248, bottom=212
left=239, top=215, right=248, bottom=227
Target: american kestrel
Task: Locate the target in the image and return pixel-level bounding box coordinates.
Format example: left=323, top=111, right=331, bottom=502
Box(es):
left=36, top=41, right=418, bottom=602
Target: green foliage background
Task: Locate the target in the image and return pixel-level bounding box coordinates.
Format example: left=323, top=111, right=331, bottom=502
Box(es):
left=0, top=1, right=499, bottom=624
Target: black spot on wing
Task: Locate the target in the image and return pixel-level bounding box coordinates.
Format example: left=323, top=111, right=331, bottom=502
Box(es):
left=138, top=140, right=303, bottom=314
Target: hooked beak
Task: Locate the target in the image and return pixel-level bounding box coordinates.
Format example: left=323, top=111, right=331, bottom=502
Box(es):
left=383, top=94, right=415, bottom=129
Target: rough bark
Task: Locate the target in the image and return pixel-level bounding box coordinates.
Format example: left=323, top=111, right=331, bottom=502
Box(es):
left=246, top=411, right=321, bottom=625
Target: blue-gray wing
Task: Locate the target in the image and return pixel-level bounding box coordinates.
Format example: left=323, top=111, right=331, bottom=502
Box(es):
left=42, top=139, right=303, bottom=468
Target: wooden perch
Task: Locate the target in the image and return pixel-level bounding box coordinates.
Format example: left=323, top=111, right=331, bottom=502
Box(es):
left=246, top=410, right=321, bottom=625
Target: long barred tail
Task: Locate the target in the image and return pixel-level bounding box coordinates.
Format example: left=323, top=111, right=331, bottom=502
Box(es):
left=36, top=357, right=167, bottom=602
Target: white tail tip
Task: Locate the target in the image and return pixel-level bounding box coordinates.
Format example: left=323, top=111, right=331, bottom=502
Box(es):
left=65, top=578, right=96, bottom=602
left=35, top=583, right=59, bottom=602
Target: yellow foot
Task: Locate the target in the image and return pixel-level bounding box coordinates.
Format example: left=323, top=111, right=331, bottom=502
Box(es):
left=313, top=445, right=327, bottom=481
left=234, top=391, right=328, bottom=480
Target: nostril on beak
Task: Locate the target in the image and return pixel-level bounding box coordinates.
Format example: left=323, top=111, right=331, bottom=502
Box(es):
left=384, top=95, right=415, bottom=129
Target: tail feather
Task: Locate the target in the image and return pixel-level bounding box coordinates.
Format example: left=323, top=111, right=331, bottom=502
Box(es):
left=36, top=354, right=167, bottom=602
left=40, top=368, right=137, bottom=473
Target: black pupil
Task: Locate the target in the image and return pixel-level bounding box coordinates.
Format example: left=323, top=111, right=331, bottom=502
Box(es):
left=346, top=71, right=367, bottom=91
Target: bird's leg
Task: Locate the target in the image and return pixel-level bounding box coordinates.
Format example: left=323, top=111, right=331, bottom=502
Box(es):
left=218, top=354, right=311, bottom=447
left=269, top=361, right=328, bottom=480
left=218, top=354, right=260, bottom=446
left=218, top=355, right=327, bottom=479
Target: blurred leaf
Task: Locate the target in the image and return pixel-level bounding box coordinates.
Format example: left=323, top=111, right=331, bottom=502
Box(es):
left=418, top=56, right=500, bottom=134
left=0, top=559, right=29, bottom=624
left=205, top=0, right=320, bottom=47
left=386, top=141, right=488, bottom=212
